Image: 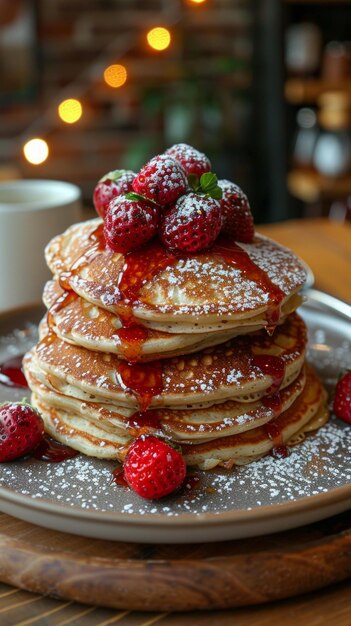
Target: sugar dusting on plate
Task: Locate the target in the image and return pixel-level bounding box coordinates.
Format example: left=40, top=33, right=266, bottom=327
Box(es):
left=0, top=304, right=350, bottom=520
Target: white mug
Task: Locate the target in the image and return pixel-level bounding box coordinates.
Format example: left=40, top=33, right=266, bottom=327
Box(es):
left=0, top=180, right=82, bottom=312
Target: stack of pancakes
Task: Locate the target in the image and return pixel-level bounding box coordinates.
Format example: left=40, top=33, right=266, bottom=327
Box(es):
left=24, top=218, right=328, bottom=469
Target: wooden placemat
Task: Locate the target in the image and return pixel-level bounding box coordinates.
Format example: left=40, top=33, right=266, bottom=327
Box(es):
left=0, top=510, right=351, bottom=612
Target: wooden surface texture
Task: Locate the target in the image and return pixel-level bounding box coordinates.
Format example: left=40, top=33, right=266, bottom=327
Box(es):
left=0, top=218, right=350, bottom=624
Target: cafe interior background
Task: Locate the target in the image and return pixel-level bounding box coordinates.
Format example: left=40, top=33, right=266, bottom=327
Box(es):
left=0, top=0, right=350, bottom=224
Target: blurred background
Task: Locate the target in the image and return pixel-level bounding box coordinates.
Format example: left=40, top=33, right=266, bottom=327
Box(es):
left=1, top=0, right=351, bottom=223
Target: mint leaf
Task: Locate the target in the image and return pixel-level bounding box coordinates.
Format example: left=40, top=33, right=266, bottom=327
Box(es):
left=100, top=169, right=126, bottom=183
left=187, top=174, right=200, bottom=192
left=200, top=172, right=218, bottom=192
left=208, top=187, right=223, bottom=200
left=124, top=192, right=158, bottom=206
left=125, top=192, right=147, bottom=202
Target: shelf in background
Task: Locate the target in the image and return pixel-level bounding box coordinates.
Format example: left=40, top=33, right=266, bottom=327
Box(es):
left=285, top=79, right=351, bottom=105
left=287, top=168, right=351, bottom=202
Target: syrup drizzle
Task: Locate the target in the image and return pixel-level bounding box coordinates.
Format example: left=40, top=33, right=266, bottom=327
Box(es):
left=50, top=228, right=288, bottom=408
left=0, top=354, right=28, bottom=388
left=251, top=354, right=285, bottom=396
left=213, top=239, right=285, bottom=326
left=111, top=466, right=129, bottom=487
left=116, top=361, right=163, bottom=411
left=127, top=410, right=162, bottom=432
left=33, top=434, right=79, bottom=462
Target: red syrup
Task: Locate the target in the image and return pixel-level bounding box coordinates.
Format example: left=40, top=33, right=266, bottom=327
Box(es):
left=127, top=410, right=162, bottom=432
left=251, top=354, right=285, bottom=395
left=262, top=393, right=282, bottom=414
left=33, top=435, right=79, bottom=462
left=116, top=360, right=164, bottom=411
left=111, top=466, right=129, bottom=488
left=263, top=422, right=283, bottom=447
left=182, top=473, right=201, bottom=492
left=0, top=355, right=28, bottom=389
left=271, top=445, right=290, bottom=459
left=212, top=239, right=285, bottom=329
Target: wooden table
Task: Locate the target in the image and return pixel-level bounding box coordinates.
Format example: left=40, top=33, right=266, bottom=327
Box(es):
left=0, top=218, right=350, bottom=626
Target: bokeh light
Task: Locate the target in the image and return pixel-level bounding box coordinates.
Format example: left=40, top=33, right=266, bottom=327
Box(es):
left=58, top=98, right=83, bottom=124
left=188, top=0, right=207, bottom=3
left=104, top=64, right=128, bottom=88
left=23, top=138, right=49, bottom=165
left=147, top=27, right=171, bottom=51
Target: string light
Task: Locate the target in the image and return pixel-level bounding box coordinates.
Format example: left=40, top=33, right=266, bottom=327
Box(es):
left=23, top=138, right=49, bottom=165
left=147, top=27, right=171, bottom=51
left=58, top=98, right=83, bottom=124
left=104, top=64, right=128, bottom=88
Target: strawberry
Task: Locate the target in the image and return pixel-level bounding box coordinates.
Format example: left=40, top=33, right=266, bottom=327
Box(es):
left=123, top=435, right=186, bottom=499
left=104, top=196, right=158, bottom=254
left=165, top=143, right=211, bottom=176
left=132, top=155, right=187, bottom=206
left=219, top=179, right=254, bottom=243
left=0, top=402, right=44, bottom=462
left=333, top=372, right=351, bottom=424
left=93, top=169, right=135, bottom=219
left=159, top=192, right=222, bottom=253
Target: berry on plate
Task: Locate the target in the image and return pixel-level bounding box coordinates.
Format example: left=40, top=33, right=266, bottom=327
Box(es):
left=333, top=372, right=351, bottom=424
left=219, top=179, right=254, bottom=243
left=0, top=402, right=44, bottom=462
left=93, top=170, right=135, bottom=219
left=159, top=192, right=222, bottom=253
left=132, top=155, right=187, bottom=205
left=123, top=435, right=186, bottom=499
left=165, top=143, right=211, bottom=176
left=104, top=196, right=159, bottom=253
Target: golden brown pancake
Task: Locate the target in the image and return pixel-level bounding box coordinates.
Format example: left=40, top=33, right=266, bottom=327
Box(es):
left=27, top=313, right=307, bottom=410
left=45, top=219, right=307, bottom=330
left=29, top=366, right=327, bottom=467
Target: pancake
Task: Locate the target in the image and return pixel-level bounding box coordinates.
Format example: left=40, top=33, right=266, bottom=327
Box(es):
left=43, top=280, right=266, bottom=361
left=45, top=218, right=306, bottom=331
left=182, top=366, right=328, bottom=469
left=44, top=280, right=302, bottom=361
left=24, top=353, right=307, bottom=443
left=29, top=366, right=327, bottom=467
left=28, top=312, right=307, bottom=410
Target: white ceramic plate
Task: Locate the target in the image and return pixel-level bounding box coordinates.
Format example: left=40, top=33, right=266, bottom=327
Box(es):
left=0, top=294, right=350, bottom=543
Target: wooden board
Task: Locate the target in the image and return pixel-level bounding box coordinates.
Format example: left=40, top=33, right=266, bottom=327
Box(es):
left=0, top=510, right=351, bottom=612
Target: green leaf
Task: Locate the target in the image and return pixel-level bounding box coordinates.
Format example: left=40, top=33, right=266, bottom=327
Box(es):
left=200, top=172, right=218, bottom=192
left=208, top=187, right=223, bottom=200
left=125, top=192, right=146, bottom=202
left=187, top=174, right=200, bottom=192
left=100, top=169, right=126, bottom=183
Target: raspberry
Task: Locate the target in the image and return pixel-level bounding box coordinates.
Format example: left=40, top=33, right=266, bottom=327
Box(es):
left=219, top=179, right=254, bottom=243
left=93, top=170, right=135, bottom=219
left=333, top=372, right=351, bottom=424
left=123, top=435, right=186, bottom=499
left=104, top=196, right=158, bottom=254
left=159, top=192, right=222, bottom=253
left=132, top=155, right=187, bottom=206
left=0, top=402, right=44, bottom=462
left=165, top=143, right=211, bottom=176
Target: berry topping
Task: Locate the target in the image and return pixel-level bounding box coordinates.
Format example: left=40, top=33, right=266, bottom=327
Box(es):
left=132, top=155, right=187, bottom=205
left=93, top=169, right=135, bottom=219
left=165, top=143, right=211, bottom=176
left=0, top=402, right=44, bottom=462
left=333, top=372, right=351, bottom=424
left=104, top=196, right=159, bottom=254
left=159, top=192, right=222, bottom=253
left=123, top=435, right=186, bottom=499
left=219, top=179, right=254, bottom=243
